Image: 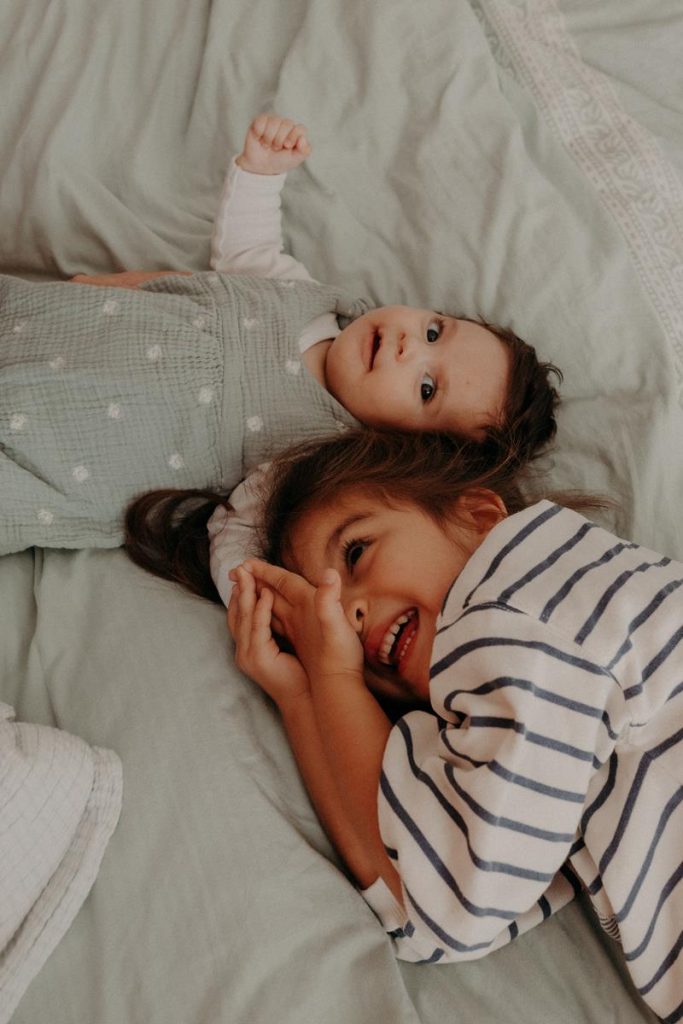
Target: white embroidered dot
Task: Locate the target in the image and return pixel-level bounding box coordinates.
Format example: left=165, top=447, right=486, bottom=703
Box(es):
left=206, top=273, right=220, bottom=285
left=37, top=508, right=54, bottom=525
left=107, top=402, right=122, bottom=419
left=192, top=315, right=207, bottom=329
left=72, top=465, right=90, bottom=482
left=335, top=420, right=350, bottom=433
left=198, top=386, right=214, bottom=405
left=146, top=344, right=162, bottom=362
left=12, top=320, right=26, bottom=334
left=102, top=299, right=119, bottom=315
left=9, top=413, right=27, bottom=432
left=49, top=356, right=66, bottom=370
left=285, top=359, right=301, bottom=375
left=246, top=416, right=263, bottom=433
left=242, top=317, right=259, bottom=329
left=168, top=452, right=185, bottom=470
left=278, top=280, right=296, bottom=288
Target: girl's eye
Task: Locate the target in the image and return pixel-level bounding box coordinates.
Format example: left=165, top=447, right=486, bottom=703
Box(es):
left=343, top=538, right=368, bottom=571
left=420, top=373, right=436, bottom=403
left=426, top=318, right=443, bottom=343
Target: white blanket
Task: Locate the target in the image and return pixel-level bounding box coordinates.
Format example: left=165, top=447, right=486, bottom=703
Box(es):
left=0, top=703, right=121, bottom=1024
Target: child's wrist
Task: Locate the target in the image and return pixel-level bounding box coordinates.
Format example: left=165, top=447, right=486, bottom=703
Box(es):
left=235, top=154, right=282, bottom=175
left=312, top=668, right=365, bottom=691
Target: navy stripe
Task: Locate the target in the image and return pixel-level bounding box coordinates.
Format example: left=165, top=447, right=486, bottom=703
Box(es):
left=662, top=997, right=683, bottom=1024
left=508, top=921, right=519, bottom=940
left=623, top=861, right=683, bottom=962
left=444, top=763, right=574, bottom=843
left=462, top=504, right=563, bottom=608
left=581, top=750, right=618, bottom=835
left=624, top=624, right=683, bottom=699
left=599, top=726, right=683, bottom=875
left=395, top=720, right=556, bottom=881
left=488, top=761, right=585, bottom=803
left=380, top=770, right=521, bottom=920
left=607, top=576, right=683, bottom=672
left=404, top=885, right=498, bottom=954
left=498, top=523, right=595, bottom=605
left=466, top=716, right=594, bottom=763
left=443, top=675, right=618, bottom=740
left=615, top=787, right=683, bottom=923
left=560, top=863, right=582, bottom=897
left=573, top=554, right=665, bottom=644
left=540, top=541, right=634, bottom=624
left=538, top=894, right=551, bottom=919
left=569, top=836, right=585, bottom=857
left=436, top=600, right=523, bottom=633
left=638, top=929, right=683, bottom=998
left=441, top=730, right=486, bottom=767
left=431, top=636, right=612, bottom=682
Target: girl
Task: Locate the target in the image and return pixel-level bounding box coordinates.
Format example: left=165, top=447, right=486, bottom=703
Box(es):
left=223, top=429, right=682, bottom=1023
left=0, top=115, right=560, bottom=556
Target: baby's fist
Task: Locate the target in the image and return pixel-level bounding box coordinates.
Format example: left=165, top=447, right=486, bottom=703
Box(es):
left=237, top=114, right=311, bottom=175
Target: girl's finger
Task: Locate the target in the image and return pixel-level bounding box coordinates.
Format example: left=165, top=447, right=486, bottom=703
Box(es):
left=315, top=568, right=347, bottom=627
left=243, top=559, right=309, bottom=601
left=252, top=587, right=275, bottom=642
left=235, top=567, right=258, bottom=651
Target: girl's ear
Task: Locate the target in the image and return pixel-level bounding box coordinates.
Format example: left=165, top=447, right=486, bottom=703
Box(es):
left=454, top=489, right=507, bottom=538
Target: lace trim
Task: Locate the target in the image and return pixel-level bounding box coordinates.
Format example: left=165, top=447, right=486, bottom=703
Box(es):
left=475, top=0, right=683, bottom=380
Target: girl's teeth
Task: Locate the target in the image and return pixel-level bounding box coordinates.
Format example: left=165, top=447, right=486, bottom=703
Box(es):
left=378, top=611, right=415, bottom=665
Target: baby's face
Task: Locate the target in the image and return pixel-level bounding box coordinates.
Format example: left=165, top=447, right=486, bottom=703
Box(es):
left=324, top=306, right=510, bottom=438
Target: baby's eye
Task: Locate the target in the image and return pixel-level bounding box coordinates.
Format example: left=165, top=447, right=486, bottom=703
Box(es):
left=426, top=318, right=443, bottom=343
left=420, top=373, right=437, bottom=403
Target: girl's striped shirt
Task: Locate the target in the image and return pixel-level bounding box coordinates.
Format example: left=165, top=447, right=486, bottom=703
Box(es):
left=366, top=501, right=683, bottom=1023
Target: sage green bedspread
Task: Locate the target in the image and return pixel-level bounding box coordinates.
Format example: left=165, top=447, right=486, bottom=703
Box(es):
left=2, top=0, right=681, bottom=1020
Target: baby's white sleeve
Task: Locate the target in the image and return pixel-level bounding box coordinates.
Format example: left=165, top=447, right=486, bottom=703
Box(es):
left=207, top=465, right=270, bottom=606
left=211, top=159, right=314, bottom=281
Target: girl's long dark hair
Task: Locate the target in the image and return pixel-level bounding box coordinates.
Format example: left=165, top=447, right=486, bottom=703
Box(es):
left=124, top=488, right=228, bottom=603
left=124, top=429, right=604, bottom=604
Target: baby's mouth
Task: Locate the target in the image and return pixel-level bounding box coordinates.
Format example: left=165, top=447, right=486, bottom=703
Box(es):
left=368, top=332, right=381, bottom=370
left=373, top=608, right=418, bottom=674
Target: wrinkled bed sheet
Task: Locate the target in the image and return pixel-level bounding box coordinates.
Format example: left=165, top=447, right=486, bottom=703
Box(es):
left=2, top=0, right=681, bottom=1020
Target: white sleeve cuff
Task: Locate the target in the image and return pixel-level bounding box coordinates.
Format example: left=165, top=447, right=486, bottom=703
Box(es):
left=360, top=877, right=408, bottom=933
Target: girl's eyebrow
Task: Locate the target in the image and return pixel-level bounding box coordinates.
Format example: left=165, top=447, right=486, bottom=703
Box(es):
left=325, top=513, right=368, bottom=559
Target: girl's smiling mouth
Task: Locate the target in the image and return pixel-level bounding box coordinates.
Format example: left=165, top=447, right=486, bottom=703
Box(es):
left=367, top=608, right=419, bottom=675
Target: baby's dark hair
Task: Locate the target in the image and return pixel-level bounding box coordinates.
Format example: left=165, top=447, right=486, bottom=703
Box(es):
left=460, top=317, right=562, bottom=462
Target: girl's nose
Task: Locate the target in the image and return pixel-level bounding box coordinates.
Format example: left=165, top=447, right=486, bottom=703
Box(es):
left=345, top=596, right=367, bottom=635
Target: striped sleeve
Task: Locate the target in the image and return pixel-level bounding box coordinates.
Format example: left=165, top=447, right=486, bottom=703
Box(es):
left=377, top=603, right=626, bottom=963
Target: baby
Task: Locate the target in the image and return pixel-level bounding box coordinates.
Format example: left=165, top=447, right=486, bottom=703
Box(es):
left=0, top=115, right=560, bottom=556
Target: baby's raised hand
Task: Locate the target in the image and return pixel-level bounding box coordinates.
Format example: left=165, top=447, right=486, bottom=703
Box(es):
left=236, top=114, right=311, bottom=175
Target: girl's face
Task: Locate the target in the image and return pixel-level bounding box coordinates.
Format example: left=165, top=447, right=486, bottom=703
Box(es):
left=285, top=488, right=505, bottom=702
left=324, top=307, right=511, bottom=439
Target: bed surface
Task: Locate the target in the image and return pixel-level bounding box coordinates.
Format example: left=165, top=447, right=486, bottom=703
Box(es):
left=2, top=0, right=681, bottom=1020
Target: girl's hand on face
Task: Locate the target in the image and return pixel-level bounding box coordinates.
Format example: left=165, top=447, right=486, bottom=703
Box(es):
left=228, top=566, right=309, bottom=708
left=236, top=114, right=312, bottom=176
left=234, top=560, right=365, bottom=688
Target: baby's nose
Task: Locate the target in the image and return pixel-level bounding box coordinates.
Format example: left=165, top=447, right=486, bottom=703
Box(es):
left=396, top=333, right=417, bottom=360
